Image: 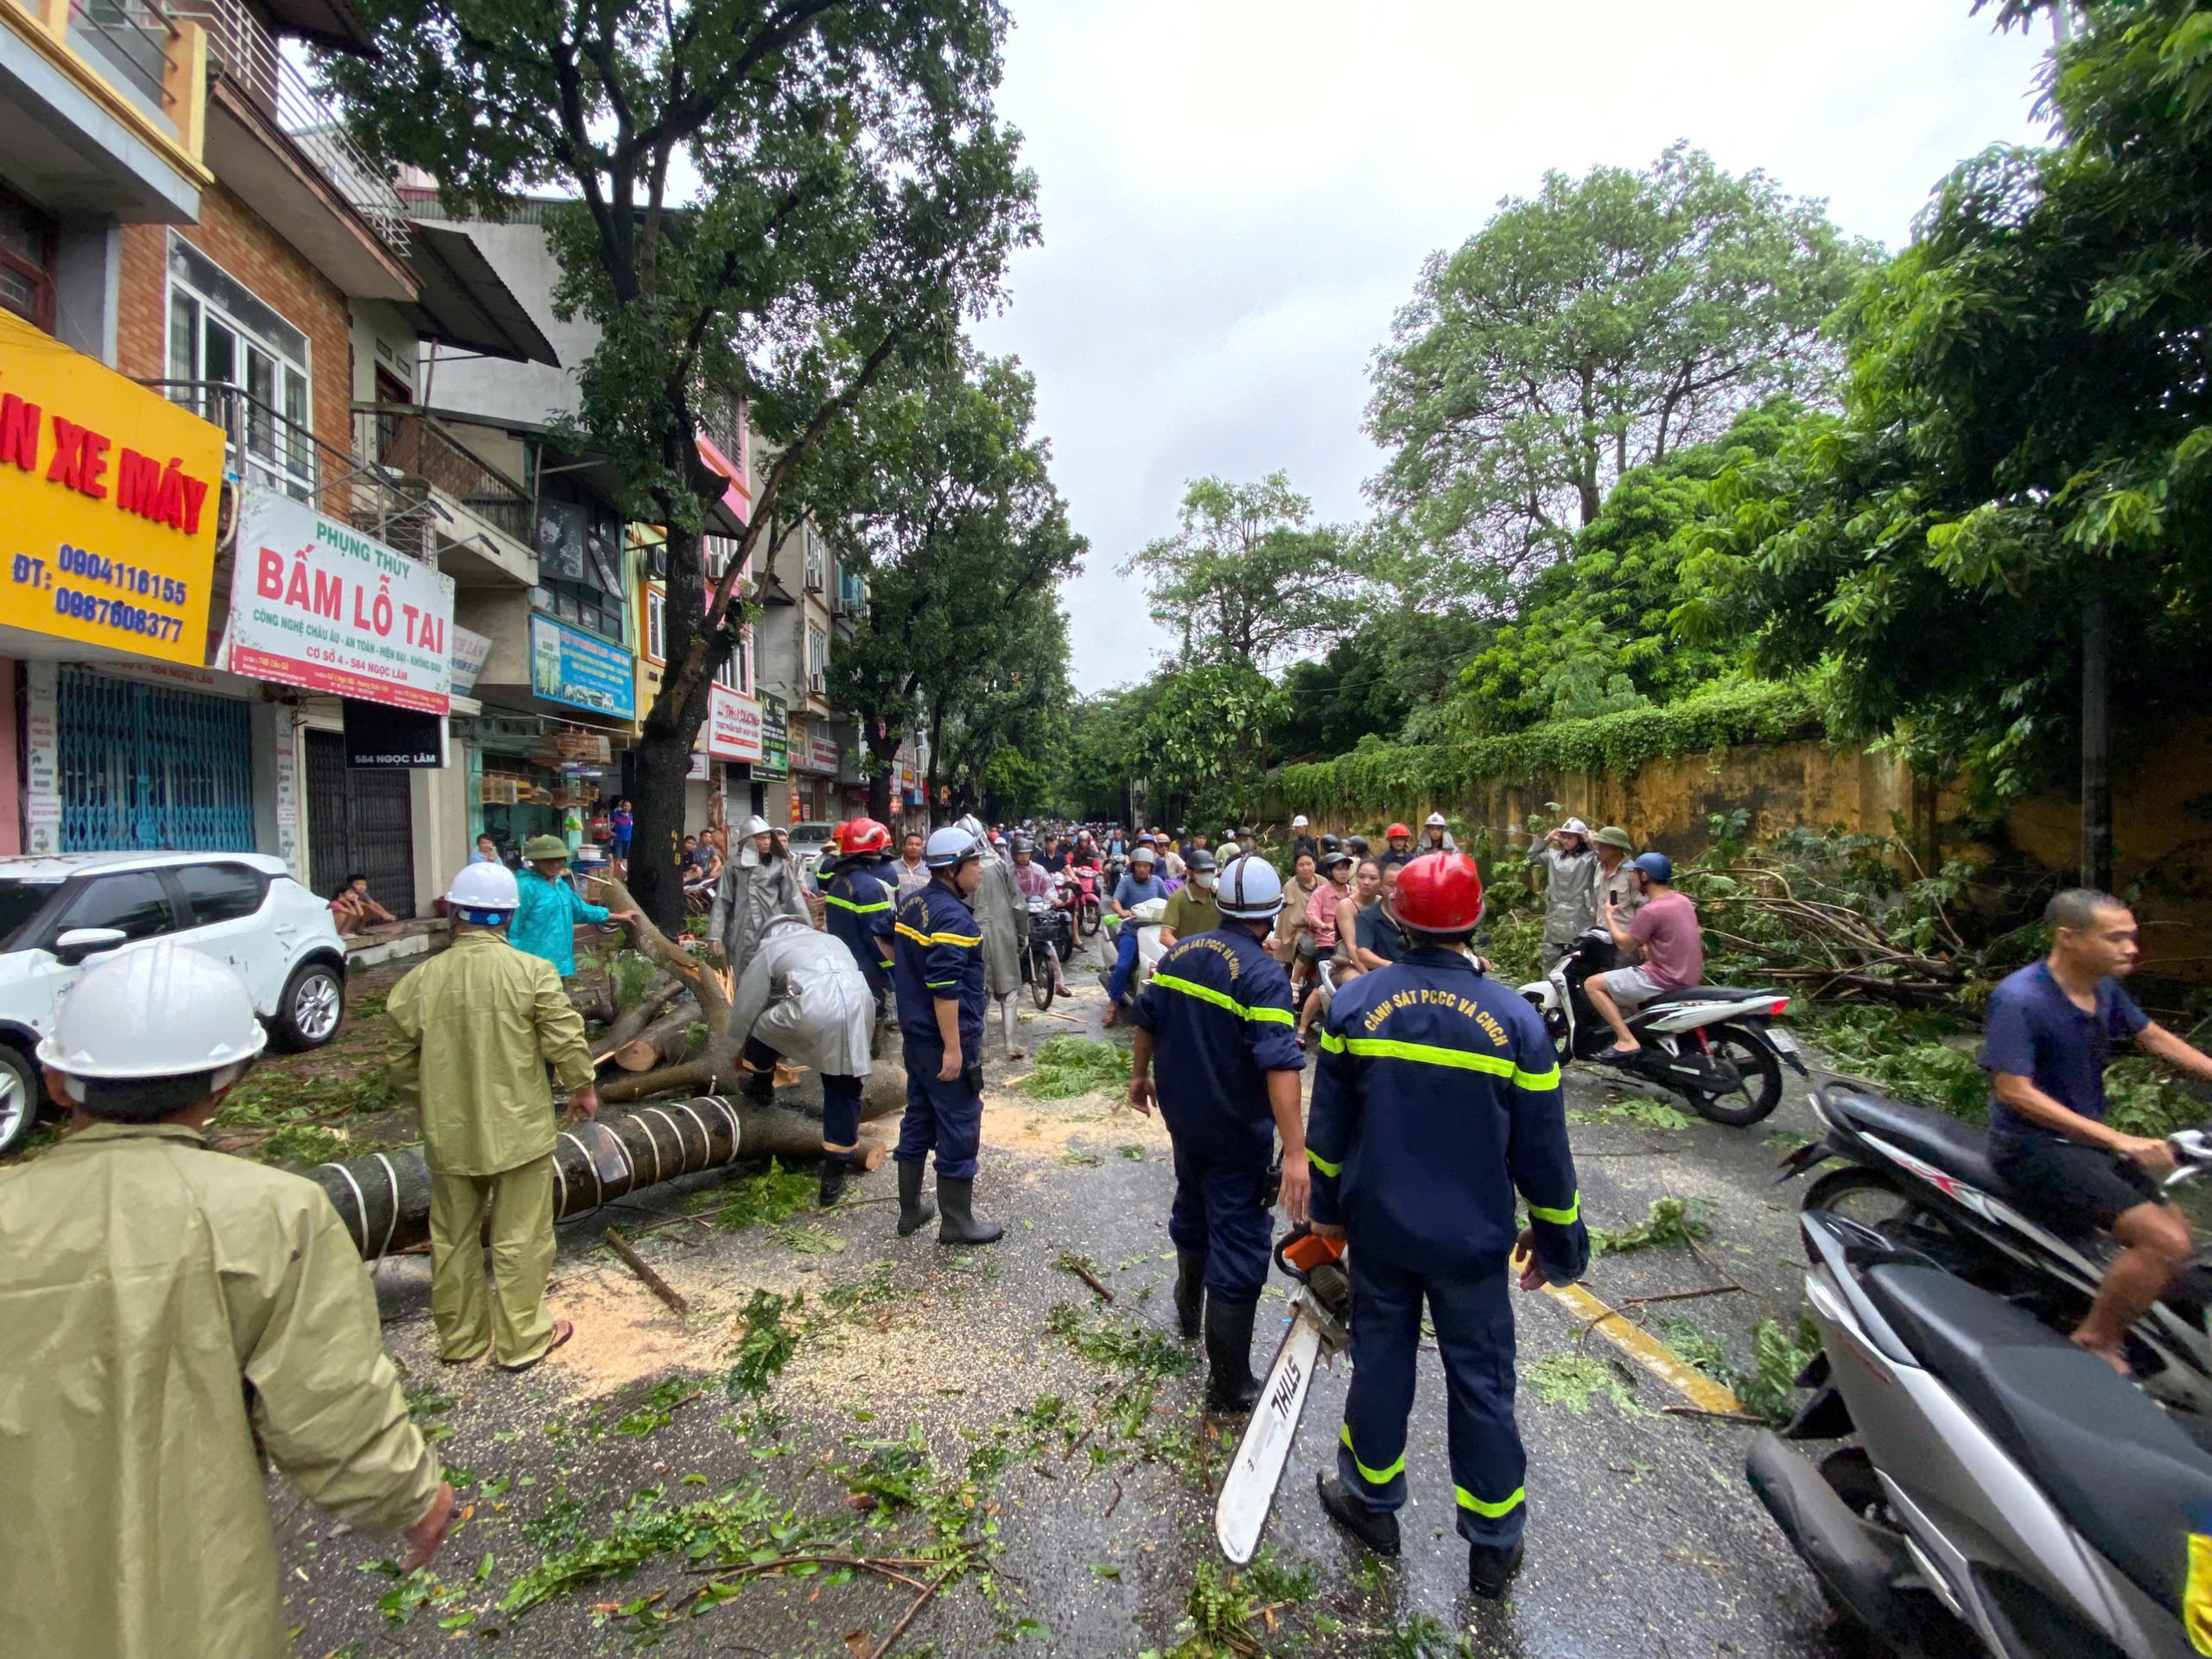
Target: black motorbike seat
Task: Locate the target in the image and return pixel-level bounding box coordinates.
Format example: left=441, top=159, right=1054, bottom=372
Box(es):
left=1825, top=1085, right=2005, bottom=1194
left=1860, top=1261, right=2212, bottom=1621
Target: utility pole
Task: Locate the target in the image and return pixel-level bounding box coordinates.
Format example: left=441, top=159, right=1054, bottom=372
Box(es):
left=2081, top=594, right=2112, bottom=890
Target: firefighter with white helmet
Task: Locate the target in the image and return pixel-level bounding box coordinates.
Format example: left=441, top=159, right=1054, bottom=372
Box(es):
left=0, top=942, right=455, bottom=1659
left=890, top=825, right=1001, bottom=1243
left=385, top=861, right=596, bottom=1371
left=1126, top=854, right=1310, bottom=1408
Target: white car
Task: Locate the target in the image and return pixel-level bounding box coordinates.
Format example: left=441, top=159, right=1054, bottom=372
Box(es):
left=0, top=851, right=349, bottom=1154
left=786, top=820, right=836, bottom=882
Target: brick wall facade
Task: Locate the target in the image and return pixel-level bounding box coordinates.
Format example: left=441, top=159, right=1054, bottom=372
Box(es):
left=118, top=182, right=353, bottom=467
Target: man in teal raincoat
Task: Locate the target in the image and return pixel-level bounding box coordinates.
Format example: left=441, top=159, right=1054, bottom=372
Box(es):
left=512, top=834, right=638, bottom=977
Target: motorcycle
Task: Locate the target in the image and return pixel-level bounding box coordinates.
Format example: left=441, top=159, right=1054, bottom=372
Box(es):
left=1518, top=927, right=1806, bottom=1126
left=1063, top=867, right=1103, bottom=939
left=1778, top=1080, right=2212, bottom=1417
left=1098, top=897, right=1167, bottom=1015
left=1021, top=894, right=1075, bottom=1013
left=1746, top=1205, right=2212, bottom=1657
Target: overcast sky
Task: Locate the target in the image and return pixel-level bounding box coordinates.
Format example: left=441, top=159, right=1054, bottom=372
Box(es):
left=968, top=2, right=2056, bottom=694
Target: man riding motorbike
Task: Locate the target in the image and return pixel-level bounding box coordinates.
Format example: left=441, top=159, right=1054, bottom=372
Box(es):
left=1981, top=888, right=2212, bottom=1374
left=1009, top=836, right=1073, bottom=997
left=1582, top=852, right=1700, bottom=1063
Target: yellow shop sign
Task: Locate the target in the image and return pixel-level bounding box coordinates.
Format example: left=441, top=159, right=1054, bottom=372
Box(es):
left=0, top=309, right=222, bottom=664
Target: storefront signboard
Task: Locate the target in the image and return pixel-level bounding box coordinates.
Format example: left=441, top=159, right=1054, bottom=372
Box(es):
left=705, top=683, right=762, bottom=763
left=529, top=613, right=635, bottom=719
left=343, top=696, right=448, bottom=768
left=448, top=624, right=491, bottom=695
left=0, top=309, right=223, bottom=665
left=755, top=689, right=789, bottom=780
left=809, top=730, right=841, bottom=773
left=228, top=490, right=454, bottom=714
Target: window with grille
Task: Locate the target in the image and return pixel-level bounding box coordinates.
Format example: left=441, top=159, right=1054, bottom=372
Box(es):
left=803, top=524, right=824, bottom=591
left=807, top=626, right=826, bottom=694
left=645, top=588, right=665, bottom=663
left=165, top=234, right=312, bottom=501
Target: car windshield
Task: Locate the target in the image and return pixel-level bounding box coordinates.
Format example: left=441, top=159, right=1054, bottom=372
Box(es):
left=791, top=823, right=833, bottom=845
left=0, top=877, right=62, bottom=950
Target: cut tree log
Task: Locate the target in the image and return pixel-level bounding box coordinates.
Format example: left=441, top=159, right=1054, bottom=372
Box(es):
left=309, top=1079, right=902, bottom=1260
left=613, top=1004, right=702, bottom=1072
left=599, top=976, right=688, bottom=1058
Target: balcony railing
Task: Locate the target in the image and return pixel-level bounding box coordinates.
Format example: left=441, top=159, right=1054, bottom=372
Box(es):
left=12, top=0, right=206, bottom=153
left=164, top=0, right=410, bottom=255
left=353, top=403, right=531, bottom=549
left=144, top=379, right=440, bottom=561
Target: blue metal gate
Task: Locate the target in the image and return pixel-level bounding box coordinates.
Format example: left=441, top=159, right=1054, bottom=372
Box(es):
left=58, top=666, right=257, bottom=851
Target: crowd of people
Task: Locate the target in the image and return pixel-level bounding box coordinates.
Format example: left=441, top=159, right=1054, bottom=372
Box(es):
left=6, top=798, right=2209, bottom=1655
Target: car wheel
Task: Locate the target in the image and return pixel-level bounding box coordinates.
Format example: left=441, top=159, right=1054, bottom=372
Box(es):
left=0, top=1046, right=41, bottom=1156
left=273, top=961, right=346, bottom=1052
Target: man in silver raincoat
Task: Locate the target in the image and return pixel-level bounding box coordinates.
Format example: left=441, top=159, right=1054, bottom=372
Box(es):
left=729, top=912, right=877, bottom=1205
left=959, top=813, right=1031, bottom=1059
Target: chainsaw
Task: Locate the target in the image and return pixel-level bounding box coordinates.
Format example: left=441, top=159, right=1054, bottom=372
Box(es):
left=1212, top=1225, right=1351, bottom=1564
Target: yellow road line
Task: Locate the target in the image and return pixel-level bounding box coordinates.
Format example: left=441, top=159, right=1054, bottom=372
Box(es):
left=1541, top=1281, right=1745, bottom=1415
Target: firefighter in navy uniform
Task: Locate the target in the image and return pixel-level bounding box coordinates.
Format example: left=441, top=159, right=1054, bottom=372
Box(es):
left=1126, top=855, right=1311, bottom=1409
left=890, top=825, right=1001, bottom=1244
left=823, top=817, right=898, bottom=1029
left=1305, top=851, right=1589, bottom=1599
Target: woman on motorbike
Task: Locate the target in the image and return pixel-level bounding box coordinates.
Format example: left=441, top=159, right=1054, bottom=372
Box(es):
left=1294, top=850, right=1355, bottom=1042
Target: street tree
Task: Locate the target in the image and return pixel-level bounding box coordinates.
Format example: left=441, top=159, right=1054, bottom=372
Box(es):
left=1122, top=474, right=1348, bottom=670
left=810, top=347, right=1084, bottom=819
left=1681, top=0, right=2212, bottom=871
left=1367, top=143, right=1872, bottom=604
left=326, top=0, right=1036, bottom=928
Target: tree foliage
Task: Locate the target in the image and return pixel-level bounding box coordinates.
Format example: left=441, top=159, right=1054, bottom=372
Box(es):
left=1681, top=0, right=2212, bottom=798
left=325, top=0, right=1035, bottom=924
left=1367, top=143, right=1873, bottom=602
left=1122, top=474, right=1348, bottom=669
left=1454, top=398, right=1801, bottom=733
left=810, top=345, right=1081, bottom=817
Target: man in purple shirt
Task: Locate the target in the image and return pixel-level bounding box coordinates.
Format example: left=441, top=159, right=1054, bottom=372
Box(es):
left=1980, top=888, right=2212, bottom=1374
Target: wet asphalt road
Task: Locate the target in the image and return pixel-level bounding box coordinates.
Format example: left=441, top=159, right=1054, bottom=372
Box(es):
left=276, top=939, right=1904, bottom=1658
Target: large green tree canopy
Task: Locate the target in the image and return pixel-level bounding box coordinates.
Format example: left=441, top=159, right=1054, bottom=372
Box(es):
left=1122, top=474, right=1348, bottom=669
left=1367, top=143, right=1874, bottom=605
left=1681, top=0, right=2212, bottom=798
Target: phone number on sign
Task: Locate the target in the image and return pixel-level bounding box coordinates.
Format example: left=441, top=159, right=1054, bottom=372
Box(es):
left=12, top=551, right=188, bottom=642
left=53, top=543, right=189, bottom=607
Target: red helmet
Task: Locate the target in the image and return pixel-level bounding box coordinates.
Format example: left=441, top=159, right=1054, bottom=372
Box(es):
left=842, top=817, right=892, bottom=855
left=1392, top=852, right=1484, bottom=933
left=1385, top=823, right=1413, bottom=840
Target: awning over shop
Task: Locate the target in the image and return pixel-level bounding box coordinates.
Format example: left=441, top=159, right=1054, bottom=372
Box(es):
left=399, top=224, right=561, bottom=367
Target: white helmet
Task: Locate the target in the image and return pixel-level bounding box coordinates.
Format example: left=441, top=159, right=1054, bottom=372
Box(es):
left=1216, top=855, right=1284, bottom=920
left=1426, top=812, right=1447, bottom=829
left=925, top=826, right=981, bottom=868
left=1292, top=815, right=1309, bottom=829
left=37, top=940, right=267, bottom=1085
left=742, top=815, right=771, bottom=837
left=446, top=861, right=520, bottom=919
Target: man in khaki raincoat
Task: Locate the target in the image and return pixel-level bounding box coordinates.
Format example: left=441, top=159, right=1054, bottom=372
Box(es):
left=387, top=861, right=598, bottom=1369
left=0, top=942, right=454, bottom=1659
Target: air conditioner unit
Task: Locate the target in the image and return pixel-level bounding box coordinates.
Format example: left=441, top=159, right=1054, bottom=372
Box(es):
left=809, top=671, right=826, bottom=695
left=804, top=567, right=824, bottom=593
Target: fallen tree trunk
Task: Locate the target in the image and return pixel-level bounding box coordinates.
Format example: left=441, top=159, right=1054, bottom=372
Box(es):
left=598, top=977, right=689, bottom=1059
left=310, top=1082, right=902, bottom=1260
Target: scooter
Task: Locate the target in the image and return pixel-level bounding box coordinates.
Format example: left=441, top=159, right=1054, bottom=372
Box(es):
left=1021, top=894, right=1075, bottom=1013
left=1098, top=898, right=1167, bottom=1016
left=1746, top=1206, right=2212, bottom=1657
left=1778, top=1081, right=2212, bottom=1417
left=1518, top=927, right=1806, bottom=1125
left=1062, top=868, right=1103, bottom=939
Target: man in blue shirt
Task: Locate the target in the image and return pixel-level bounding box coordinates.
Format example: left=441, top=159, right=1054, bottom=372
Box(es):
left=892, top=826, right=999, bottom=1245
left=1981, top=887, right=2212, bottom=1374
left=1306, top=852, right=1586, bottom=1599
left=1126, top=855, right=1309, bottom=1409
left=1100, top=842, right=1170, bottom=1027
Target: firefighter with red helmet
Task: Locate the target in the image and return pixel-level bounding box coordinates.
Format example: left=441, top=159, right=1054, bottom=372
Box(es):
left=1380, top=823, right=1416, bottom=869
left=1305, top=852, right=1589, bottom=1599
left=815, top=816, right=897, bottom=1204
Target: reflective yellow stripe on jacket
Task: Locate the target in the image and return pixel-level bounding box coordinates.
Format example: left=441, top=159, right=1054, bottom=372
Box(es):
left=896, top=922, right=981, bottom=948
left=1318, top=1030, right=1559, bottom=1090
left=823, top=893, right=892, bottom=914
left=1151, top=971, right=1295, bottom=1024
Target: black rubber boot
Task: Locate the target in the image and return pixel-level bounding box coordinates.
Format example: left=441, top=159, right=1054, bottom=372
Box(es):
left=1467, top=1539, right=1525, bottom=1599
left=1203, top=1294, right=1262, bottom=1411
left=1173, top=1250, right=1206, bottom=1342
left=935, top=1177, right=1004, bottom=1245
left=895, top=1160, right=936, bottom=1237
left=739, top=1066, right=775, bottom=1105
left=1316, top=1473, right=1401, bottom=1556
left=817, top=1157, right=851, bottom=1209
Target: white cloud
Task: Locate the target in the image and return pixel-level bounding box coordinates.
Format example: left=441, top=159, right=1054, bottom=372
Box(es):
left=969, top=0, right=2056, bottom=690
